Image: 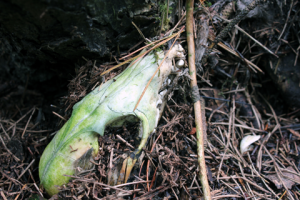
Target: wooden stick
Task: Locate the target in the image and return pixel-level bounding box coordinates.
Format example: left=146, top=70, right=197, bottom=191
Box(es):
left=186, top=0, right=211, bottom=199
left=21, top=107, right=36, bottom=138
left=101, top=29, right=183, bottom=76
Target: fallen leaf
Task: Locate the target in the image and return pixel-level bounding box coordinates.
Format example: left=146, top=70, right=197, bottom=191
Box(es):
left=189, top=127, right=196, bottom=135
left=266, top=166, right=300, bottom=189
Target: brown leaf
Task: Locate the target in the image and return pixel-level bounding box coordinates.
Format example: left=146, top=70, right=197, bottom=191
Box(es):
left=266, top=166, right=300, bottom=189
left=188, top=127, right=196, bottom=135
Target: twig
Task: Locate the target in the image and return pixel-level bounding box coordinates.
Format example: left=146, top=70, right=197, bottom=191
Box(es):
left=220, top=180, right=240, bottom=195
left=36, top=131, right=57, bottom=142
left=101, top=29, right=183, bottom=76
left=288, top=129, right=300, bottom=139
left=0, top=169, right=23, bottom=186
left=34, top=183, right=44, bottom=197
left=210, top=122, right=264, bottom=132
left=17, top=159, right=35, bottom=180
left=258, top=92, right=282, bottom=137
left=132, top=21, right=147, bottom=42
left=52, top=111, right=67, bottom=121
left=171, top=187, right=179, bottom=200
left=210, top=36, right=263, bottom=73
left=278, top=0, right=294, bottom=40
left=0, top=135, right=20, bottom=162
left=220, top=17, right=278, bottom=58
left=116, top=134, right=134, bottom=149
left=230, top=176, right=245, bottom=196
left=212, top=195, right=242, bottom=199
left=0, top=123, right=10, bottom=140
left=0, top=190, right=8, bottom=200
left=120, top=35, right=173, bottom=60
left=186, top=1, right=211, bottom=200
left=112, top=180, right=151, bottom=188
left=264, top=146, right=295, bottom=200
left=66, top=175, right=150, bottom=193
left=13, top=184, right=27, bottom=200
left=6, top=107, right=35, bottom=132
left=147, top=131, right=163, bottom=191
left=21, top=107, right=36, bottom=138
left=217, top=104, right=234, bottom=181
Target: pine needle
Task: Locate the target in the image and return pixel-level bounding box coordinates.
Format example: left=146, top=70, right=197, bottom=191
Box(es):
left=133, top=26, right=184, bottom=111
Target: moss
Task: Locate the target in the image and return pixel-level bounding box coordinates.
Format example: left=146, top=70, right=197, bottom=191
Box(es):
left=157, top=0, right=173, bottom=32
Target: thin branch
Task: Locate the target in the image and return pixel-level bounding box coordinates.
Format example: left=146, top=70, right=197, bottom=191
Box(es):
left=220, top=16, right=278, bottom=58
left=278, top=0, right=294, bottom=40
left=21, top=107, right=36, bottom=138
left=0, top=135, right=20, bottom=162
left=186, top=0, right=211, bottom=199
left=101, top=30, right=183, bottom=76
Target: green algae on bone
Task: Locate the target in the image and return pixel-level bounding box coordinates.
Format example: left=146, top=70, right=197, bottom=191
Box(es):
left=39, top=45, right=184, bottom=196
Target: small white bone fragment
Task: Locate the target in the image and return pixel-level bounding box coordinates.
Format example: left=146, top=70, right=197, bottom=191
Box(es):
left=176, top=59, right=185, bottom=68
left=240, top=135, right=261, bottom=154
